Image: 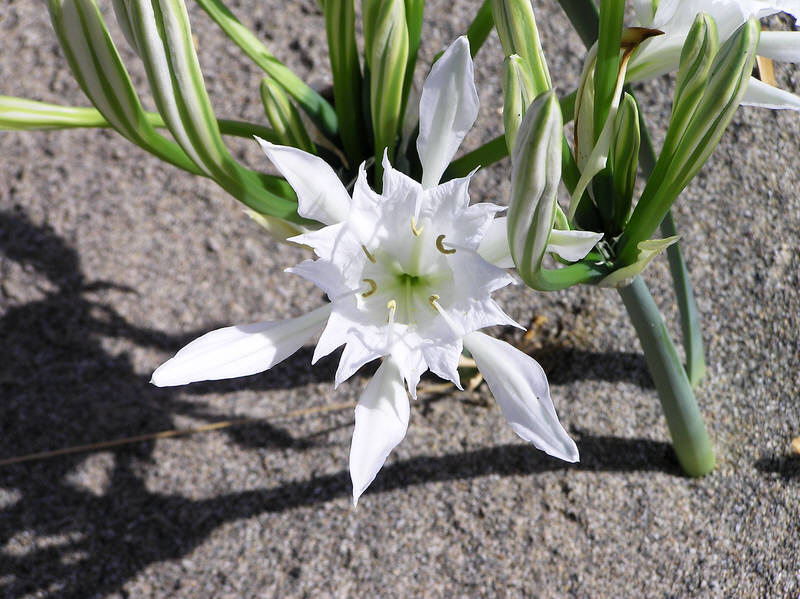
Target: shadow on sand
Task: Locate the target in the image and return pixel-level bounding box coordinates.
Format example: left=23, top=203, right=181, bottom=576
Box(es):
left=0, top=209, right=676, bottom=597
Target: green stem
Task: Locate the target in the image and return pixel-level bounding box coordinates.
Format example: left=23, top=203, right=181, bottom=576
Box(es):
left=618, top=276, right=715, bottom=476
left=638, top=114, right=706, bottom=386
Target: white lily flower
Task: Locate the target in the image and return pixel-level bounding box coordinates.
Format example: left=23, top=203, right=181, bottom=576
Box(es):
left=151, top=37, right=578, bottom=506
left=628, top=0, right=800, bottom=110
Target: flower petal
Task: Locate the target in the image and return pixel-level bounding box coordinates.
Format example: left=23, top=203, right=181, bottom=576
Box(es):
left=741, top=76, right=800, bottom=110
left=546, top=229, right=604, bottom=262
left=463, top=332, right=579, bottom=462
left=417, top=36, right=479, bottom=189
left=286, top=259, right=350, bottom=300
left=758, top=31, right=800, bottom=63
left=256, top=138, right=350, bottom=225
left=151, top=304, right=332, bottom=386
left=477, top=216, right=515, bottom=268
left=350, top=357, right=410, bottom=505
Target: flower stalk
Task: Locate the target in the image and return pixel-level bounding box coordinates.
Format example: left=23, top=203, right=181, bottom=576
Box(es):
left=618, top=276, right=715, bottom=476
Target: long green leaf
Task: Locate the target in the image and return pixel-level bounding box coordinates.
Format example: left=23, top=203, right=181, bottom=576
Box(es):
left=194, top=0, right=338, bottom=141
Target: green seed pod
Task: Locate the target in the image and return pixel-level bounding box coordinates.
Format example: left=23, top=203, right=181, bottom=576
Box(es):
left=501, top=55, right=536, bottom=153
left=491, top=0, right=551, bottom=95
left=609, top=92, right=640, bottom=231
left=507, top=90, right=563, bottom=289
left=260, top=77, right=316, bottom=153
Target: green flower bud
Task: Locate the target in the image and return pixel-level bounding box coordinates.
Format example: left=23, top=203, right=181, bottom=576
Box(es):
left=364, top=0, right=409, bottom=168
left=507, top=90, right=562, bottom=288
left=491, top=0, right=551, bottom=94
left=260, top=77, right=316, bottom=153
left=502, top=55, right=536, bottom=153
left=608, top=92, right=640, bottom=231
left=618, top=18, right=759, bottom=266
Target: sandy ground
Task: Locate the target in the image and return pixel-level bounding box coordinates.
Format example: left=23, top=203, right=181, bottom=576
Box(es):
left=1, top=1, right=798, bottom=597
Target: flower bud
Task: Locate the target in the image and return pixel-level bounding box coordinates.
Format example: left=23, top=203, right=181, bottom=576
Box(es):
left=501, top=55, right=536, bottom=153
left=260, top=77, right=316, bottom=153
left=364, top=0, right=409, bottom=167
left=507, top=90, right=562, bottom=288
left=608, top=92, right=640, bottom=231
left=491, top=0, right=551, bottom=94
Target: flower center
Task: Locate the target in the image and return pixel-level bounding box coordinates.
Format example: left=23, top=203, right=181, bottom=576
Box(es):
left=358, top=218, right=456, bottom=327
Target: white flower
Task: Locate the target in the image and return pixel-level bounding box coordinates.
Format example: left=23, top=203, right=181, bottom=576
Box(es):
left=628, top=0, right=800, bottom=110
left=151, top=37, right=578, bottom=505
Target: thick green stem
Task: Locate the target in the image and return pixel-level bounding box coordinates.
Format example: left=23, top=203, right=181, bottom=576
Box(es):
left=638, top=113, right=706, bottom=386
left=618, top=276, right=715, bottom=476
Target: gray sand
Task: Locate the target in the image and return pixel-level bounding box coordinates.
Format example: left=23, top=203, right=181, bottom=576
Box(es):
left=1, top=2, right=798, bottom=597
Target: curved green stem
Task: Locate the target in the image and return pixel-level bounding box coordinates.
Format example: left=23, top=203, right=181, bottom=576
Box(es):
left=618, top=276, right=715, bottom=476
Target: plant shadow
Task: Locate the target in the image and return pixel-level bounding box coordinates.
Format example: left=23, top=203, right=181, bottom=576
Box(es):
left=0, top=209, right=676, bottom=597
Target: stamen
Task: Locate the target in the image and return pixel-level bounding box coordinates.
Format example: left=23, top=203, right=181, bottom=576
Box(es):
left=429, top=297, right=463, bottom=336
left=361, top=278, right=377, bottom=297
left=411, top=217, right=424, bottom=237
left=428, top=294, right=440, bottom=312
left=361, top=245, right=376, bottom=263
left=386, top=299, right=397, bottom=324
left=436, top=234, right=456, bottom=255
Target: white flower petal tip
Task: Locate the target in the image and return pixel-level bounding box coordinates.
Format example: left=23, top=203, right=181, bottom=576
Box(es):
left=254, top=137, right=350, bottom=225
left=463, top=332, right=580, bottom=463
left=150, top=304, right=332, bottom=387
left=417, top=36, right=479, bottom=189
left=546, top=229, right=604, bottom=262
left=350, top=358, right=410, bottom=506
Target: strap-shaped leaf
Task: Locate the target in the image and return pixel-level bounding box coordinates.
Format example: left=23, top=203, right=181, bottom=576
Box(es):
left=194, top=0, right=338, bottom=141
left=324, top=0, right=364, bottom=164
left=122, top=0, right=303, bottom=221
left=47, top=0, right=199, bottom=173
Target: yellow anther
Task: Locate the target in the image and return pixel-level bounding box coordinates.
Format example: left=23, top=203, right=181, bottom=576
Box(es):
left=428, top=294, right=440, bottom=312
left=361, top=278, right=377, bottom=298
left=361, top=245, right=376, bottom=263
left=386, top=299, right=397, bottom=323
left=411, top=217, right=424, bottom=237
left=436, top=235, right=456, bottom=254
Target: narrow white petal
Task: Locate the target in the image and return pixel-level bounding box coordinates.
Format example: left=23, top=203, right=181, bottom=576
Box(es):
left=350, top=357, right=410, bottom=505
left=463, top=332, right=579, bottom=462
left=289, top=222, right=347, bottom=260
left=335, top=335, right=383, bottom=387
left=758, top=31, right=800, bottom=62
left=151, top=304, right=332, bottom=386
left=417, top=36, right=479, bottom=189
left=286, top=259, right=350, bottom=300
left=256, top=138, right=350, bottom=225
left=546, top=229, right=604, bottom=262
left=742, top=76, right=800, bottom=110
left=477, top=216, right=515, bottom=268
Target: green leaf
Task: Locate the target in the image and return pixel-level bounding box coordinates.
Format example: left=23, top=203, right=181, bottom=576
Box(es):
left=123, top=0, right=305, bottom=222
left=324, top=0, right=365, bottom=164
left=466, top=1, right=493, bottom=58
left=194, top=0, right=338, bottom=141
left=593, top=0, right=624, bottom=135
left=47, top=0, right=200, bottom=174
